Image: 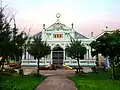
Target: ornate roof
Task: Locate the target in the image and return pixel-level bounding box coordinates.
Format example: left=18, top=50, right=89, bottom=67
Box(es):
left=75, top=31, right=88, bottom=39
left=35, top=31, right=42, bottom=37
left=46, top=13, right=71, bottom=31
left=46, top=23, right=72, bottom=31
left=34, top=31, right=88, bottom=39
left=34, top=13, right=88, bottom=39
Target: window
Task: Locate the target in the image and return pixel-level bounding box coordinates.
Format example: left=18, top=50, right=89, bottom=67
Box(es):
left=54, top=34, right=56, bottom=38
left=53, top=34, right=63, bottom=38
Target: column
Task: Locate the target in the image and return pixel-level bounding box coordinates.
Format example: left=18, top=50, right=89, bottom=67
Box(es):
left=22, top=52, right=25, bottom=60
left=84, top=54, right=87, bottom=60
left=63, top=50, right=65, bottom=60
left=86, top=46, right=89, bottom=60
left=29, top=54, right=31, bottom=60
left=87, top=49, right=89, bottom=59
left=89, top=47, right=92, bottom=59
left=26, top=51, right=29, bottom=60
left=44, top=56, right=46, bottom=64
left=63, top=50, right=65, bottom=64
left=85, top=50, right=88, bottom=60
left=88, top=46, right=92, bottom=60
left=51, top=50, right=53, bottom=64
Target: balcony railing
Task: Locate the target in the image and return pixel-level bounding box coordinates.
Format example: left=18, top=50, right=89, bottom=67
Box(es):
left=64, top=60, right=96, bottom=66
left=21, top=59, right=96, bottom=67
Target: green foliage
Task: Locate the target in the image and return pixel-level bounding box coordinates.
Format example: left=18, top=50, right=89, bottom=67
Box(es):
left=28, top=36, right=51, bottom=74
left=0, top=7, right=13, bottom=71
left=90, top=30, right=120, bottom=60
left=0, top=6, right=28, bottom=71
left=10, top=18, right=28, bottom=61
left=4, top=68, right=17, bottom=74
left=0, top=7, right=12, bottom=58
left=66, top=39, right=87, bottom=70
left=70, top=71, right=120, bottom=90
left=29, top=36, right=51, bottom=59
left=0, top=75, right=45, bottom=90
left=90, top=30, right=120, bottom=79
left=66, top=40, right=86, bottom=60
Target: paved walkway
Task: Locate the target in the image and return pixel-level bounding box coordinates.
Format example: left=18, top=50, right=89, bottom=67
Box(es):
left=36, top=70, right=77, bottom=90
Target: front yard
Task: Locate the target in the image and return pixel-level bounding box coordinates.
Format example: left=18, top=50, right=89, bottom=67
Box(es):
left=70, top=71, right=120, bottom=90
left=0, top=75, right=45, bottom=90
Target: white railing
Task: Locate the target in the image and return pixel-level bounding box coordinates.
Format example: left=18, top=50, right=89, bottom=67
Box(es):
left=21, top=59, right=96, bottom=67
left=21, top=60, right=50, bottom=66
left=64, top=60, right=96, bottom=66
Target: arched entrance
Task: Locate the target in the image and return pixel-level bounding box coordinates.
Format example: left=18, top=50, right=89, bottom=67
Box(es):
left=52, top=45, right=63, bottom=68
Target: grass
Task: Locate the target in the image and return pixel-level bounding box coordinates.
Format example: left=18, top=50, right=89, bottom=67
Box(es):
left=0, top=74, right=45, bottom=90
left=69, top=71, right=120, bottom=90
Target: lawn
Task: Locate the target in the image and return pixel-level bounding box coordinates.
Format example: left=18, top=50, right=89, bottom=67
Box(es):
left=70, top=71, right=120, bottom=90
left=0, top=75, right=45, bottom=90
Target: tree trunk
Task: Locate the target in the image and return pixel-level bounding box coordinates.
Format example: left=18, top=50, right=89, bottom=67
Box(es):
left=20, top=46, right=23, bottom=60
left=0, top=58, right=5, bottom=72
left=77, top=58, right=80, bottom=72
left=24, top=44, right=26, bottom=59
left=37, top=58, right=40, bottom=75
left=112, top=58, right=116, bottom=80
left=14, top=54, right=16, bottom=62
left=96, top=54, right=99, bottom=67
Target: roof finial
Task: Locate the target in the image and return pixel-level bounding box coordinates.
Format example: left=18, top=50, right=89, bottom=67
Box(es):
left=43, top=24, right=45, bottom=29
left=91, top=32, right=93, bottom=37
left=56, top=13, right=61, bottom=23
left=56, top=13, right=61, bottom=18
left=106, top=26, right=108, bottom=29
left=71, top=23, right=74, bottom=29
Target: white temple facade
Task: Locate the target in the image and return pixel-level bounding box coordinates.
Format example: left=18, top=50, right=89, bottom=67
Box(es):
left=21, top=13, right=96, bottom=67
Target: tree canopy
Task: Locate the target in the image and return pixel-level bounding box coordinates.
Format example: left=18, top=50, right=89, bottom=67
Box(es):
left=29, top=36, right=51, bottom=59
left=90, top=30, right=120, bottom=79
left=66, top=39, right=87, bottom=72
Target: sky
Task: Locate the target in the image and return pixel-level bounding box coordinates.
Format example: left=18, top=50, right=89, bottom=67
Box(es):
left=2, top=0, right=120, bottom=37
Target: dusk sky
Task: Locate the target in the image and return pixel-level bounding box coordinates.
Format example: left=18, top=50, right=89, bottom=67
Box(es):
left=3, top=0, right=120, bottom=37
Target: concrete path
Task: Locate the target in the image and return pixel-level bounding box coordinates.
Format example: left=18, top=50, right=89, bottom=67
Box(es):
left=36, top=70, right=77, bottom=90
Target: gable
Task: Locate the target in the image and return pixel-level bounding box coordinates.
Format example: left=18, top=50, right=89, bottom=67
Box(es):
left=46, top=23, right=72, bottom=31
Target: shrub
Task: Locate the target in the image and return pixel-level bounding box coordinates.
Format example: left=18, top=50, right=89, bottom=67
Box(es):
left=0, top=72, right=12, bottom=76
left=19, top=69, right=24, bottom=76
left=4, top=68, right=17, bottom=74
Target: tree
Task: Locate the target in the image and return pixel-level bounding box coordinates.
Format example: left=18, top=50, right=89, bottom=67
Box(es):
left=0, top=5, right=28, bottom=71
left=90, top=30, right=120, bottom=79
left=11, top=19, right=28, bottom=62
left=0, top=7, right=12, bottom=71
left=66, top=39, right=87, bottom=72
left=28, top=36, right=51, bottom=75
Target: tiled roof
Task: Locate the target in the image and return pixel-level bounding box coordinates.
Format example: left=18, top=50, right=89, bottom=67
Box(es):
left=74, top=31, right=88, bottom=39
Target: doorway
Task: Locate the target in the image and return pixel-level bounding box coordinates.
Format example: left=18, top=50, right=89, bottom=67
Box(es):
left=52, top=45, right=63, bottom=68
